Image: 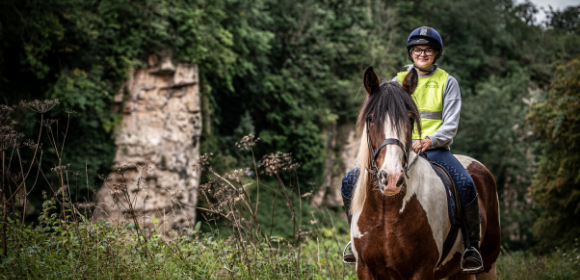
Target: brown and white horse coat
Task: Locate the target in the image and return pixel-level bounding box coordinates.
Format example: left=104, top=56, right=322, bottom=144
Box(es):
left=350, top=67, right=500, bottom=279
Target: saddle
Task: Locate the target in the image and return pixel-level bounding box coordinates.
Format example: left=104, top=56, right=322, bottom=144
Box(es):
left=423, top=157, right=463, bottom=268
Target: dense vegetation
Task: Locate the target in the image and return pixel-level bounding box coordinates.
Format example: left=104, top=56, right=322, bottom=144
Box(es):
left=528, top=58, right=580, bottom=246
left=1, top=0, right=579, bottom=263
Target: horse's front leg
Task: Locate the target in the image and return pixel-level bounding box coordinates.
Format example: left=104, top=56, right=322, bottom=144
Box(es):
left=356, top=260, right=375, bottom=280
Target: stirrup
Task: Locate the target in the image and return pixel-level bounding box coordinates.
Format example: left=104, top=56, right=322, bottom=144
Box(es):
left=460, top=246, right=484, bottom=273
left=342, top=241, right=356, bottom=265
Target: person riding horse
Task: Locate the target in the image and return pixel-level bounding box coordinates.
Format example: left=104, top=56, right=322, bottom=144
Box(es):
left=341, top=26, right=484, bottom=273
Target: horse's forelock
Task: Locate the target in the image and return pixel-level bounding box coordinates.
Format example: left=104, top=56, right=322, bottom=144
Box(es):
left=356, top=81, right=419, bottom=147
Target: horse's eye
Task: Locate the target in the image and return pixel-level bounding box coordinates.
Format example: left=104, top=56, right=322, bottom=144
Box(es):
left=368, top=116, right=373, bottom=122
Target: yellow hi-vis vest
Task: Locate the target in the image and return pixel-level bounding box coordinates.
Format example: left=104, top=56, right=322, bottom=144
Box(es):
left=397, top=68, right=449, bottom=140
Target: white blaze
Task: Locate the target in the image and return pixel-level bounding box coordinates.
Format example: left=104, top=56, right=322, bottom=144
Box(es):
left=378, top=117, right=406, bottom=180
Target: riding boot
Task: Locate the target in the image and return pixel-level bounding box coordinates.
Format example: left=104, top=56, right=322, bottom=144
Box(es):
left=460, top=196, right=484, bottom=273
left=342, top=194, right=356, bottom=264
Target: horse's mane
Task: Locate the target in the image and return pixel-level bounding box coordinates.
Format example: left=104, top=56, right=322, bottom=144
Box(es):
left=350, top=81, right=421, bottom=215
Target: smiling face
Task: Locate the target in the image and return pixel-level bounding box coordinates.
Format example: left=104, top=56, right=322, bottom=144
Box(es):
left=410, top=45, right=438, bottom=69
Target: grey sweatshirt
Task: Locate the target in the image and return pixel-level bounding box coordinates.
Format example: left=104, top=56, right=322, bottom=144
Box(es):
left=392, top=65, right=461, bottom=150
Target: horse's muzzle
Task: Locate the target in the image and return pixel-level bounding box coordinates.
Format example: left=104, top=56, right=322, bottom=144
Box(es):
left=378, top=170, right=404, bottom=196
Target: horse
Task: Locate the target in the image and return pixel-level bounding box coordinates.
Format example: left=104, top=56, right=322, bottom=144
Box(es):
left=349, top=66, right=500, bottom=279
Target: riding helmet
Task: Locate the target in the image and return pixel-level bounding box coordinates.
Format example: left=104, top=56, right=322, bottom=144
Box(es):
left=406, top=26, right=443, bottom=62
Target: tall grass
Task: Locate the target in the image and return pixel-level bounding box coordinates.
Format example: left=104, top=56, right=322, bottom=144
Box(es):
left=497, top=244, right=580, bottom=280
left=1, top=205, right=358, bottom=279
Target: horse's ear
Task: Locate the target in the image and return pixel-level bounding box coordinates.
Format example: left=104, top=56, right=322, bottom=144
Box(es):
left=363, top=66, right=380, bottom=95
left=402, top=67, right=418, bottom=95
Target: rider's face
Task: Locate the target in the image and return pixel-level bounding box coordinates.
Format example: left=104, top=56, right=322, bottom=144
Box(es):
left=411, top=45, right=438, bottom=69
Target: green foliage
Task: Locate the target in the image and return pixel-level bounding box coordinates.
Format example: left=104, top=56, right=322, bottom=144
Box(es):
left=205, top=0, right=381, bottom=184
left=456, top=69, right=538, bottom=249
left=206, top=179, right=349, bottom=241
left=528, top=58, right=580, bottom=246
left=0, top=0, right=269, bottom=203
left=454, top=75, right=537, bottom=250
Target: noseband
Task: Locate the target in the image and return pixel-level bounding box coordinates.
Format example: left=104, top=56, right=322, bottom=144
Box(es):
left=365, top=117, right=419, bottom=181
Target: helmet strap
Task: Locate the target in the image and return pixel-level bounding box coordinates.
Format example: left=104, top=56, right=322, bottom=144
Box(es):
left=413, top=64, right=437, bottom=74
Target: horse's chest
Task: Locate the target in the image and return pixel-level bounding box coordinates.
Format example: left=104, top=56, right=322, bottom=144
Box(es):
left=354, top=195, right=440, bottom=274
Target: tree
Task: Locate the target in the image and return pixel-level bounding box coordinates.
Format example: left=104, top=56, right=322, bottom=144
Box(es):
left=528, top=58, right=580, bottom=245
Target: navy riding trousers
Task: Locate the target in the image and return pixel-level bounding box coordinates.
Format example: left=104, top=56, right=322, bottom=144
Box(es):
left=341, top=148, right=477, bottom=207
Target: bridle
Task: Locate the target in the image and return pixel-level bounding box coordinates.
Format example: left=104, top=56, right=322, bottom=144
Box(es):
left=364, top=117, right=420, bottom=181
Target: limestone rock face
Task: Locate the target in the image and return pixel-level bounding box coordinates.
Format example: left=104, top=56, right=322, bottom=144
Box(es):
left=93, top=54, right=201, bottom=230
left=311, top=124, right=359, bottom=209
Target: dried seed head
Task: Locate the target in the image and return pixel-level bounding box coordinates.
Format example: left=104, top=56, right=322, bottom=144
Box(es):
left=21, top=99, right=59, bottom=113
left=0, top=105, right=14, bottom=124
left=260, top=152, right=300, bottom=175
left=195, top=153, right=213, bottom=167
left=235, top=134, right=260, bottom=151
left=51, top=165, right=69, bottom=172
left=0, top=129, right=20, bottom=151
left=22, top=139, right=37, bottom=149
left=42, top=119, right=58, bottom=128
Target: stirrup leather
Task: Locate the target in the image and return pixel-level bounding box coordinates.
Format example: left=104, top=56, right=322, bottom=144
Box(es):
left=460, top=246, right=484, bottom=273
left=342, top=241, right=356, bottom=265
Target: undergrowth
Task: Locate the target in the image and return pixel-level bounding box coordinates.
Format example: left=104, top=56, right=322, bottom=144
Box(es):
left=1, top=211, right=579, bottom=279
left=0, top=204, right=358, bottom=279
left=497, top=243, right=580, bottom=280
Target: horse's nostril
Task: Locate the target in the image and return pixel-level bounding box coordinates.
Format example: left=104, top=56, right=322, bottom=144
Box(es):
left=379, top=170, right=388, bottom=185
left=397, top=176, right=405, bottom=187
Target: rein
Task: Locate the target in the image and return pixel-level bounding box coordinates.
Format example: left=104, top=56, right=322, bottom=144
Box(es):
left=364, top=117, right=421, bottom=181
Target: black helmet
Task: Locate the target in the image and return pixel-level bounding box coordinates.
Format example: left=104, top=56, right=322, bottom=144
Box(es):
left=406, top=26, right=444, bottom=62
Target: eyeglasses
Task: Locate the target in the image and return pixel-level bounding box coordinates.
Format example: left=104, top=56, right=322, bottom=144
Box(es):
left=411, top=48, right=435, bottom=56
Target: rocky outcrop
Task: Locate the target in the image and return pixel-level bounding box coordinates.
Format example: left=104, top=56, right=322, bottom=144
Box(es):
left=93, top=53, right=201, bottom=230
left=311, top=123, right=359, bottom=208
